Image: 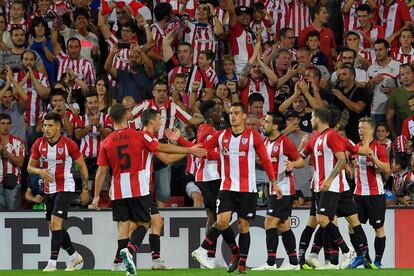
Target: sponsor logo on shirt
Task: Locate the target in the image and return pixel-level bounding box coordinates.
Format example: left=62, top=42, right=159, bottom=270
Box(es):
left=223, top=148, right=246, bottom=157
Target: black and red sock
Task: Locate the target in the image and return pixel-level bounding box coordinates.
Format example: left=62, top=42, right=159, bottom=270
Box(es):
left=282, top=230, right=298, bottom=266
left=50, top=230, right=63, bottom=261
left=374, top=236, right=386, bottom=264
left=238, top=232, right=250, bottom=267
left=299, top=225, right=315, bottom=264
left=265, top=228, right=278, bottom=266
left=149, top=234, right=161, bottom=260
left=127, top=225, right=148, bottom=254
left=114, top=238, right=129, bottom=263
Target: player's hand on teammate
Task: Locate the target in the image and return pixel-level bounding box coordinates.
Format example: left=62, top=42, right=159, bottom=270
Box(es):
left=165, top=128, right=181, bottom=142
left=39, top=169, right=54, bottom=183
left=285, top=160, right=295, bottom=172
left=189, top=144, right=207, bottom=157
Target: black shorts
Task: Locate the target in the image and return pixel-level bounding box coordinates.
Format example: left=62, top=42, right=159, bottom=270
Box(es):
left=266, top=195, right=295, bottom=221
left=197, top=180, right=221, bottom=210
left=112, top=195, right=151, bottom=222
left=310, top=191, right=318, bottom=217
left=151, top=201, right=159, bottom=215
left=44, top=192, right=75, bottom=221
left=337, top=190, right=358, bottom=218
left=216, top=191, right=257, bottom=220
left=354, top=194, right=386, bottom=229
left=316, top=191, right=341, bottom=220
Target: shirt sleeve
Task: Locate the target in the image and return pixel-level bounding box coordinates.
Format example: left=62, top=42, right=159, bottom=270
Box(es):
left=201, top=130, right=221, bottom=150
left=327, top=131, right=346, bottom=154
left=377, top=143, right=389, bottom=163
left=399, top=1, right=412, bottom=22
left=174, top=103, right=192, bottom=124
left=73, top=115, right=84, bottom=129
left=104, top=115, right=113, bottom=129
left=401, top=118, right=410, bottom=140
left=67, top=138, right=83, bottom=160
left=284, top=137, right=300, bottom=161
left=253, top=130, right=276, bottom=181
left=142, top=132, right=160, bottom=152
left=30, top=138, right=41, bottom=160
left=97, top=142, right=109, bottom=166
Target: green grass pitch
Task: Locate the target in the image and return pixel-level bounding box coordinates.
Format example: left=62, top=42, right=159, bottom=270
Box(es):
left=2, top=269, right=414, bottom=276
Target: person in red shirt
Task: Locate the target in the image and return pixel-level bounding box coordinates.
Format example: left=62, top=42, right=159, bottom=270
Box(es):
left=28, top=112, right=89, bottom=272
left=298, top=4, right=337, bottom=71
left=90, top=104, right=205, bottom=275
left=391, top=28, right=414, bottom=64
left=355, top=4, right=385, bottom=51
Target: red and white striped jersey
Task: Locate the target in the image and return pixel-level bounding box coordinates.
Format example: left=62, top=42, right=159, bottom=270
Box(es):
left=97, top=128, right=159, bottom=200
left=289, top=0, right=311, bottom=37
left=167, top=64, right=212, bottom=98
left=357, top=25, right=385, bottom=50
left=6, top=18, right=28, bottom=33
left=216, top=7, right=229, bottom=26
left=241, top=78, right=275, bottom=115
left=401, top=115, right=414, bottom=141
left=186, top=154, right=199, bottom=176
left=375, top=0, right=412, bottom=47
left=184, top=22, right=217, bottom=64
left=74, top=113, right=113, bottom=158
left=351, top=140, right=388, bottom=195
left=229, top=21, right=254, bottom=74
left=235, top=0, right=255, bottom=6
left=359, top=48, right=375, bottom=63
left=106, top=35, right=130, bottom=87
left=56, top=52, right=96, bottom=89
left=50, top=0, right=72, bottom=17
left=155, top=0, right=196, bottom=17
left=391, top=47, right=414, bottom=64
left=30, top=136, right=82, bottom=194
left=0, top=135, right=25, bottom=184
left=14, top=69, right=49, bottom=127
left=265, top=0, right=290, bottom=35
left=250, top=19, right=273, bottom=44
left=341, top=0, right=371, bottom=34
left=264, top=134, right=299, bottom=196
left=151, top=22, right=171, bottom=55
left=301, top=129, right=350, bottom=193
left=205, top=66, right=218, bottom=86
left=393, top=169, right=414, bottom=196
left=202, top=128, right=276, bottom=192
left=195, top=124, right=220, bottom=182
left=131, top=99, right=192, bottom=139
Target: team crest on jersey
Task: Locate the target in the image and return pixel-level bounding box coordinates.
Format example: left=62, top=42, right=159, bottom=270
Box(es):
left=302, top=120, right=308, bottom=127
left=58, top=148, right=64, bottom=155
left=224, top=139, right=229, bottom=143
left=273, top=145, right=279, bottom=152
left=242, top=138, right=248, bottom=145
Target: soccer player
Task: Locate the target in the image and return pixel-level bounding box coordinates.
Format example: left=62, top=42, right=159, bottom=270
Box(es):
left=300, top=108, right=356, bottom=269
left=28, top=112, right=90, bottom=272
left=252, top=113, right=305, bottom=271
left=348, top=117, right=390, bottom=269
left=191, top=103, right=281, bottom=273
left=90, top=104, right=206, bottom=275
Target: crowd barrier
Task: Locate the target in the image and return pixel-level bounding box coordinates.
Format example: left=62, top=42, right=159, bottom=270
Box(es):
left=1, top=207, right=413, bottom=269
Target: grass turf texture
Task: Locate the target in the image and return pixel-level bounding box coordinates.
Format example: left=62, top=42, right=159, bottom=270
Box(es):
left=2, top=269, right=414, bottom=276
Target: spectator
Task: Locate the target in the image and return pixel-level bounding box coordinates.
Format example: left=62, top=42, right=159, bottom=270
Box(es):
left=296, top=47, right=330, bottom=90
left=355, top=4, right=385, bottom=51
left=264, top=0, right=289, bottom=38
left=4, top=0, right=28, bottom=47
left=247, top=93, right=265, bottom=116
left=105, top=43, right=154, bottom=103
left=332, top=65, right=370, bottom=143
left=368, top=39, right=400, bottom=124
left=0, top=15, right=8, bottom=50
left=401, top=95, right=414, bottom=141
left=183, top=3, right=223, bottom=64
left=387, top=64, right=414, bottom=137
left=198, top=50, right=218, bottom=87
left=374, top=0, right=412, bottom=48
left=0, top=67, right=27, bottom=143
left=306, top=31, right=329, bottom=68
left=391, top=28, right=414, bottom=64
left=0, top=27, right=46, bottom=74
left=298, top=4, right=337, bottom=70
left=245, top=112, right=260, bottom=131
left=217, top=55, right=238, bottom=82
left=376, top=122, right=393, bottom=159
left=341, top=0, right=376, bottom=34
left=28, top=16, right=56, bottom=84
left=95, top=76, right=116, bottom=113
left=332, top=48, right=369, bottom=87
left=344, top=30, right=374, bottom=70
left=392, top=152, right=414, bottom=206
left=250, top=2, right=273, bottom=44
left=277, top=27, right=296, bottom=58
left=14, top=50, right=50, bottom=147
left=0, top=113, right=25, bottom=210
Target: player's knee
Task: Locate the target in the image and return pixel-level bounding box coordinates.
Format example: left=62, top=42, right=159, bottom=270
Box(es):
left=317, top=215, right=329, bottom=227
left=347, top=214, right=360, bottom=228
left=264, top=216, right=278, bottom=229
left=307, top=216, right=318, bottom=228
left=151, top=214, right=163, bottom=229
left=238, top=219, right=250, bottom=233
left=375, top=226, right=385, bottom=237
left=49, top=217, right=63, bottom=231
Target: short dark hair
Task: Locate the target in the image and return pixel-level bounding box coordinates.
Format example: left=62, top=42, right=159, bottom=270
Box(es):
left=142, top=109, right=159, bottom=127
left=313, top=108, right=330, bottom=124
left=313, top=4, right=326, bottom=17
left=21, top=49, right=36, bottom=61
left=200, top=50, right=215, bottom=63
left=173, top=73, right=186, bottom=81
left=67, top=37, right=81, bottom=48
left=306, top=66, right=321, bottom=80
left=152, top=80, right=168, bottom=90
left=400, top=63, right=414, bottom=73
left=374, top=38, right=390, bottom=49
left=85, top=91, right=98, bottom=100
left=306, top=30, right=320, bottom=41
left=178, top=42, right=193, bottom=50
left=341, top=47, right=357, bottom=58
left=231, top=102, right=246, bottom=113
left=297, top=47, right=311, bottom=55
left=376, top=122, right=390, bottom=132
left=327, top=105, right=341, bottom=128
left=267, top=112, right=285, bottom=130
left=10, top=26, right=24, bottom=36
left=43, top=112, right=62, bottom=123
left=154, top=2, right=173, bottom=21
left=356, top=3, right=372, bottom=14
left=200, top=100, right=216, bottom=115
left=109, top=103, right=127, bottom=123
left=0, top=113, right=12, bottom=123
left=73, top=8, right=90, bottom=21
left=400, top=28, right=414, bottom=37
left=30, top=16, right=50, bottom=37
left=280, top=27, right=293, bottom=38
left=248, top=93, right=265, bottom=105
left=11, top=0, right=25, bottom=9
left=340, top=64, right=356, bottom=77
left=395, top=152, right=411, bottom=169
left=50, top=87, right=67, bottom=99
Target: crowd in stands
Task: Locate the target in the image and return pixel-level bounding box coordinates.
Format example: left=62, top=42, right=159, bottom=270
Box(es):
left=0, top=0, right=413, bottom=210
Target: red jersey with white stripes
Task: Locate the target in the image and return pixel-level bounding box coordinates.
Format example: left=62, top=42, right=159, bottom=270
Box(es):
left=155, top=0, right=196, bottom=16
left=375, top=0, right=412, bottom=47
left=202, top=128, right=276, bottom=192
left=131, top=99, right=192, bottom=139
left=393, top=169, right=414, bottom=196
left=357, top=25, right=385, bottom=50
left=151, top=22, right=171, bottom=55
left=391, top=47, right=414, bottom=64
left=229, top=21, right=254, bottom=74
left=74, top=113, right=113, bottom=158
left=301, top=128, right=350, bottom=193
left=167, top=64, right=212, bottom=98
left=250, top=19, right=273, bottom=44
left=106, top=35, right=130, bottom=87
left=184, top=22, right=217, bottom=64
left=14, top=69, right=49, bottom=127
left=56, top=52, right=96, bottom=89
left=30, top=136, right=82, bottom=194
left=205, top=66, right=218, bottom=86
left=195, top=124, right=220, bottom=182
left=265, top=0, right=290, bottom=35
left=97, top=128, right=159, bottom=200
left=351, top=140, right=388, bottom=196
left=6, top=18, right=28, bottom=34
left=341, top=0, right=372, bottom=33
left=401, top=115, right=414, bottom=141
left=289, top=0, right=311, bottom=37
left=241, top=78, right=275, bottom=115
left=264, top=134, right=299, bottom=196
left=235, top=0, right=255, bottom=6
left=0, top=135, right=25, bottom=184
